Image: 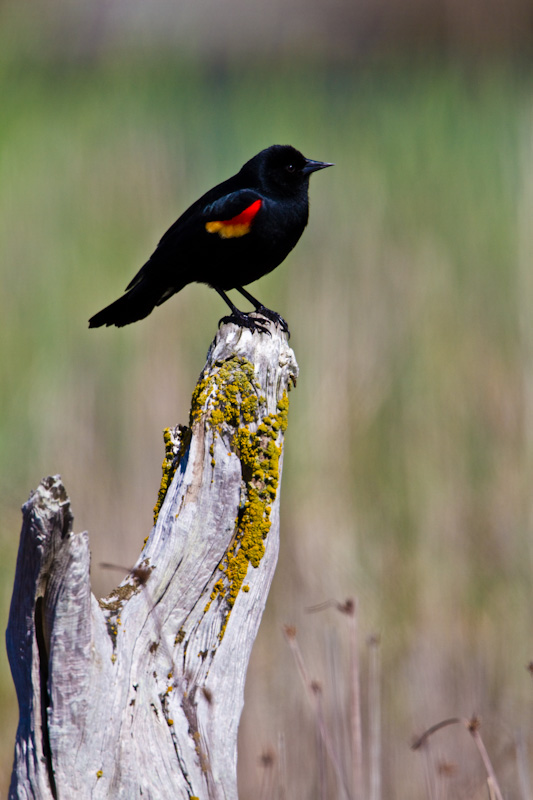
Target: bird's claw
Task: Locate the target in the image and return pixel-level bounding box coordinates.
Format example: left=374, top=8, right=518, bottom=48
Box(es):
left=255, top=306, right=290, bottom=336
left=219, top=313, right=272, bottom=336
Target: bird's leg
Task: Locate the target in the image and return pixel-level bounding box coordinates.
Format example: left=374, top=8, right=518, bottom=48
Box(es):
left=215, top=288, right=271, bottom=335
left=236, top=287, right=290, bottom=335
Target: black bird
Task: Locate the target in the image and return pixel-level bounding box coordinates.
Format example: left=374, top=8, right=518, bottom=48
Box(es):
left=88, top=145, right=333, bottom=333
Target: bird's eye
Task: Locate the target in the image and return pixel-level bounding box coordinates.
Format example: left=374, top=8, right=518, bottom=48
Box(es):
left=286, top=163, right=296, bottom=174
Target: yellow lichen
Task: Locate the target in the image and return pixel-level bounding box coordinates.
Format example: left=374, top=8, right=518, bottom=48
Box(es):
left=191, top=357, right=259, bottom=430
left=209, top=407, right=225, bottom=428
left=276, top=393, right=290, bottom=431
left=156, top=355, right=292, bottom=643
left=188, top=357, right=261, bottom=474
left=153, top=425, right=191, bottom=524
left=209, top=390, right=291, bottom=640
left=242, top=394, right=259, bottom=423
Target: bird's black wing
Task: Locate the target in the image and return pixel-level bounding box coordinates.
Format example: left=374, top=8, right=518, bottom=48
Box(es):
left=154, top=188, right=263, bottom=248
left=125, top=188, right=263, bottom=293
left=201, top=189, right=263, bottom=221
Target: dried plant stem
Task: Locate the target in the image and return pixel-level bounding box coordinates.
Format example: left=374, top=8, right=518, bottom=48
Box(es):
left=514, top=729, right=533, bottom=800
left=283, top=626, right=352, bottom=800
left=420, top=744, right=438, bottom=800
left=468, top=724, right=504, bottom=800
left=306, top=596, right=365, bottom=799
left=258, top=750, right=275, bottom=800
left=316, top=711, right=328, bottom=800
left=368, top=635, right=382, bottom=800
left=412, top=718, right=463, bottom=750
left=348, top=599, right=364, bottom=800
left=277, top=731, right=288, bottom=800
left=412, top=716, right=504, bottom=800
left=487, top=777, right=498, bottom=800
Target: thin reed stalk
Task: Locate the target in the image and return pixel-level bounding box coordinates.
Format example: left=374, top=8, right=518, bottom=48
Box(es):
left=283, top=625, right=352, bottom=800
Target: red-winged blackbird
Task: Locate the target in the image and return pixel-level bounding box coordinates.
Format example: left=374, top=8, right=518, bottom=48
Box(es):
left=88, top=144, right=333, bottom=334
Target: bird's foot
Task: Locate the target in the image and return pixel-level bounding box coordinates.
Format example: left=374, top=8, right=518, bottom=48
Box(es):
left=254, top=306, right=290, bottom=336
left=219, top=312, right=271, bottom=336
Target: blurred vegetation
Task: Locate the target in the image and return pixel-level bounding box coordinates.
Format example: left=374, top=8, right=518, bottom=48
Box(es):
left=1, top=49, right=533, bottom=797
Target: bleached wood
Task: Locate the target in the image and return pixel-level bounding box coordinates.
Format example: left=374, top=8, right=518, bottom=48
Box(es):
left=6, top=318, right=298, bottom=800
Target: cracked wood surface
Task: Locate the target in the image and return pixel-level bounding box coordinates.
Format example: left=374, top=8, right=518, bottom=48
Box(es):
left=6, top=318, right=298, bottom=800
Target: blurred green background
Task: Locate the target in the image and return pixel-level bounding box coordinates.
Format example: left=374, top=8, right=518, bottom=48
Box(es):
left=2, top=0, right=533, bottom=796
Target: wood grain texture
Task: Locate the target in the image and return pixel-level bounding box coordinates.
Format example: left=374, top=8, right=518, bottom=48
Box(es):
left=6, top=318, right=298, bottom=800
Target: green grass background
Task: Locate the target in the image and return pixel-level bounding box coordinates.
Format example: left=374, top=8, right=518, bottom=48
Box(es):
left=1, top=57, right=532, bottom=796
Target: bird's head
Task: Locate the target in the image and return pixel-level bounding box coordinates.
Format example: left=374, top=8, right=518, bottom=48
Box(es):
left=245, top=145, right=334, bottom=197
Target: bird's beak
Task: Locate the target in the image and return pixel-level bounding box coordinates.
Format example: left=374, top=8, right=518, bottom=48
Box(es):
left=302, top=159, right=335, bottom=175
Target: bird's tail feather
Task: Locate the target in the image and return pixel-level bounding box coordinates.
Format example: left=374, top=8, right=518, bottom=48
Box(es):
left=89, top=280, right=175, bottom=328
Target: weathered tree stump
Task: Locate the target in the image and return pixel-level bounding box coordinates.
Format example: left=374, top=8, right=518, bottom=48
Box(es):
left=6, top=318, right=298, bottom=800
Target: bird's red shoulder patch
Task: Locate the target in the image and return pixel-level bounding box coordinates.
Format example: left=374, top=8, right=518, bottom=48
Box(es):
left=205, top=199, right=262, bottom=239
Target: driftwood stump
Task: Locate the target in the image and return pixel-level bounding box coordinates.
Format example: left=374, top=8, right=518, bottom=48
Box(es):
left=6, top=318, right=298, bottom=800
